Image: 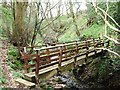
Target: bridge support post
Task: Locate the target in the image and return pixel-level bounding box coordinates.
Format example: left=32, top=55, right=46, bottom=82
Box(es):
left=46, top=48, right=51, bottom=63
left=74, top=41, right=78, bottom=68
left=58, top=46, right=63, bottom=74
left=35, top=50, right=40, bottom=84
left=63, top=43, right=67, bottom=58
left=93, top=39, right=97, bottom=57
left=106, top=40, right=110, bottom=48
left=85, top=40, right=89, bottom=63
left=23, top=54, right=29, bottom=73
left=101, top=39, right=104, bottom=52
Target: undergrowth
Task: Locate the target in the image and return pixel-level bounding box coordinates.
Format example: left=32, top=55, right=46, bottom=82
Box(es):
left=7, top=45, right=23, bottom=70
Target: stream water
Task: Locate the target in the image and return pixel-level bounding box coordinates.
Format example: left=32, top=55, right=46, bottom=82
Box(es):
left=45, top=71, right=90, bottom=90
left=55, top=74, right=89, bottom=89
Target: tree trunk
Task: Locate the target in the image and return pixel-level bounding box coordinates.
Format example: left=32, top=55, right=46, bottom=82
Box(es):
left=69, top=0, right=80, bottom=37
left=12, top=1, right=27, bottom=47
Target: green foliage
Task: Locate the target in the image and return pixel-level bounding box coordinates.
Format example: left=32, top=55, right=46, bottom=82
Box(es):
left=59, top=28, right=79, bottom=42
left=97, top=59, right=108, bottom=80
left=8, top=47, right=19, bottom=57
left=81, top=24, right=104, bottom=38
left=0, top=64, right=6, bottom=84
left=8, top=61, right=15, bottom=69
left=112, top=58, right=120, bottom=71
left=8, top=46, right=23, bottom=70
left=0, top=76, right=6, bottom=84
left=97, top=56, right=120, bottom=81
left=59, top=16, right=87, bottom=42
left=7, top=60, right=23, bottom=70
left=13, top=72, right=24, bottom=78
left=1, top=5, right=14, bottom=38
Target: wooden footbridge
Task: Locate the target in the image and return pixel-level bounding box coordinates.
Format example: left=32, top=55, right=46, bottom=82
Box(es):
left=15, top=39, right=110, bottom=88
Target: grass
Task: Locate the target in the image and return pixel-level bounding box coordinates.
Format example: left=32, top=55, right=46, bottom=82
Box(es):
left=59, top=16, right=104, bottom=42
left=81, top=23, right=104, bottom=38
left=36, top=14, right=104, bottom=44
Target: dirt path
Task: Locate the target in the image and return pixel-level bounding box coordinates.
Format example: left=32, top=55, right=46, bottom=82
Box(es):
left=0, top=40, right=16, bottom=88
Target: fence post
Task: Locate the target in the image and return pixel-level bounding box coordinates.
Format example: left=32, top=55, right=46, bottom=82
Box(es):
left=74, top=41, right=78, bottom=66
left=63, top=43, right=67, bottom=58
left=23, top=54, right=29, bottom=73
left=58, top=46, right=63, bottom=73
left=101, top=39, right=104, bottom=52
left=46, top=48, right=51, bottom=63
left=35, top=50, right=40, bottom=83
left=106, top=40, right=110, bottom=48
left=93, top=39, right=97, bottom=55
left=85, top=40, right=89, bottom=63
left=102, top=39, right=104, bottom=47
left=21, top=47, right=29, bottom=73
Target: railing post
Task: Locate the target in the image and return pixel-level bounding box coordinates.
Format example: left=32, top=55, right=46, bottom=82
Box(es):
left=23, top=47, right=27, bottom=53
left=59, top=46, right=62, bottom=66
left=101, top=39, right=104, bottom=52
left=85, top=40, right=89, bottom=63
left=106, top=40, right=110, bottom=48
left=99, top=38, right=103, bottom=47
left=35, top=50, right=40, bottom=83
left=21, top=47, right=29, bottom=73
left=102, top=39, right=104, bottom=47
left=93, top=39, right=97, bottom=55
left=63, top=43, right=67, bottom=58
left=74, top=41, right=78, bottom=65
left=58, top=46, right=63, bottom=73
left=23, top=54, right=29, bottom=73
left=46, top=48, right=51, bottom=63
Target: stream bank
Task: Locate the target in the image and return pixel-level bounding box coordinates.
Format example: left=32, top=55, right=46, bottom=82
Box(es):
left=39, top=55, right=120, bottom=90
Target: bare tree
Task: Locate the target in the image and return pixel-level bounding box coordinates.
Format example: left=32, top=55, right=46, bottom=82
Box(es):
left=92, top=0, right=120, bottom=57
left=69, top=0, right=80, bottom=37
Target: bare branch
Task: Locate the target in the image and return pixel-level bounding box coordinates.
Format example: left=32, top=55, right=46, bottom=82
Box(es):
left=92, top=1, right=120, bottom=32
left=104, top=1, right=108, bottom=35
left=92, top=0, right=120, bottom=28
left=96, top=47, right=120, bottom=57
left=40, top=5, right=72, bottom=31
left=97, top=6, right=120, bottom=28
left=91, top=1, right=120, bottom=57
left=104, top=35, right=120, bottom=44
left=105, top=20, right=120, bottom=33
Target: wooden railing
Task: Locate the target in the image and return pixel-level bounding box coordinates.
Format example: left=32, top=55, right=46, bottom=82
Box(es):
left=20, top=39, right=110, bottom=79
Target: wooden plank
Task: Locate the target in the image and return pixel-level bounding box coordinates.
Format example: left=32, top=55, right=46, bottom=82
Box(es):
left=32, top=60, right=59, bottom=72
left=33, top=41, right=80, bottom=51
left=40, top=52, right=59, bottom=59
left=49, top=49, right=59, bottom=53
left=15, top=78, right=35, bottom=87
left=39, top=64, right=58, bottom=75
left=25, top=64, right=58, bottom=79
left=24, top=72, right=35, bottom=78
left=61, top=58, right=74, bottom=66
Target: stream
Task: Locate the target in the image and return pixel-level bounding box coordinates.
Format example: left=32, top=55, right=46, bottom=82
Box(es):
left=44, top=71, right=90, bottom=90
left=55, top=74, right=89, bottom=89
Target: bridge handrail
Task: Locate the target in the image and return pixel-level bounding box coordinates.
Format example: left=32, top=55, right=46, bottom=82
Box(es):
left=21, top=39, right=110, bottom=79
left=20, top=39, right=100, bottom=52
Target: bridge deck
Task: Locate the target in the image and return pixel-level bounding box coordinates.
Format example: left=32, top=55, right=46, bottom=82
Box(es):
left=16, top=39, right=109, bottom=87
left=24, top=49, right=102, bottom=80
